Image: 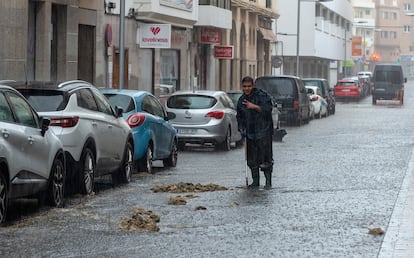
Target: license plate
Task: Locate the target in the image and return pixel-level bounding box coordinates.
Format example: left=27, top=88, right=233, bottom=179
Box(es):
left=342, top=89, right=350, bottom=92
left=179, top=129, right=196, bottom=134
left=277, top=103, right=282, bottom=108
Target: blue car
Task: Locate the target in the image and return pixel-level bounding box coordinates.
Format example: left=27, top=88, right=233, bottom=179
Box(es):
left=101, top=89, right=178, bottom=173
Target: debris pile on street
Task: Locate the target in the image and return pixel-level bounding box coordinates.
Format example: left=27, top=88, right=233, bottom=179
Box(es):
left=368, top=227, right=384, bottom=235
left=151, top=182, right=230, bottom=193
left=168, top=194, right=199, bottom=205
left=120, top=208, right=160, bottom=232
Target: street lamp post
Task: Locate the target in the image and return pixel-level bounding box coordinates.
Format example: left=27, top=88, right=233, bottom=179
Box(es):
left=296, top=0, right=332, bottom=77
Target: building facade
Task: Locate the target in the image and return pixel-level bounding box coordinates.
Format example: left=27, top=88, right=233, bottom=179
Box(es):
left=0, top=0, right=103, bottom=83
left=352, top=0, right=376, bottom=73
left=274, top=1, right=353, bottom=86
left=1, top=0, right=279, bottom=94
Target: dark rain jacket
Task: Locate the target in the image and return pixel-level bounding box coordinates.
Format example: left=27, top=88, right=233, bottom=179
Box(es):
left=236, top=88, right=273, bottom=140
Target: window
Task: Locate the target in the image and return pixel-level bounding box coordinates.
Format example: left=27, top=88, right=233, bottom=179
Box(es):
left=77, top=89, right=98, bottom=111
left=365, top=9, right=371, bottom=15
left=381, top=31, right=388, bottom=38
left=381, top=11, right=388, bottom=19
left=0, top=92, right=14, bottom=122
left=390, top=31, right=397, bottom=39
left=404, top=3, right=411, bottom=11
left=92, top=88, right=113, bottom=115
left=7, top=91, right=38, bottom=128
left=355, top=11, right=362, bottom=19
left=390, top=12, right=397, bottom=20
left=404, top=25, right=411, bottom=33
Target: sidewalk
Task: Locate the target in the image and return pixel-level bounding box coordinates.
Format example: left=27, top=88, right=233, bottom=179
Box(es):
left=378, top=149, right=414, bottom=258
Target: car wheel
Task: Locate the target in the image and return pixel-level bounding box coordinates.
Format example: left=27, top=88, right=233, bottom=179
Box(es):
left=218, top=128, right=231, bottom=151
left=177, top=142, right=186, bottom=151
left=80, top=147, right=95, bottom=195
left=163, top=140, right=178, bottom=167
left=48, top=155, right=65, bottom=207
left=113, top=142, right=134, bottom=185
left=140, top=145, right=153, bottom=173
left=0, top=173, right=8, bottom=225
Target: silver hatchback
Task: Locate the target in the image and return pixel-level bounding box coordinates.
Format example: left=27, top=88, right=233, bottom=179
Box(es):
left=165, top=91, right=242, bottom=151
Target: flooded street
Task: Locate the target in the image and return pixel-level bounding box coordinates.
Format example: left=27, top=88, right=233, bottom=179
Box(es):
left=2, top=81, right=414, bottom=257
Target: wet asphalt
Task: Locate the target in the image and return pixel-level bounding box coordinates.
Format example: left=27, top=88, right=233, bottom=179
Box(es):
left=1, top=81, right=414, bottom=257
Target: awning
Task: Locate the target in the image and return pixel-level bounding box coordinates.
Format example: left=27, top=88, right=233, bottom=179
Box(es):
left=258, top=28, right=277, bottom=42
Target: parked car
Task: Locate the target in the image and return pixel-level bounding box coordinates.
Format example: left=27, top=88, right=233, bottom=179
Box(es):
left=255, top=75, right=310, bottom=126
left=357, top=71, right=373, bottom=78
left=165, top=90, right=242, bottom=150
left=0, top=85, right=66, bottom=224
left=226, top=90, right=243, bottom=108
left=334, top=77, right=364, bottom=101
left=305, top=85, right=328, bottom=119
left=12, top=80, right=134, bottom=195
left=302, top=78, right=335, bottom=115
left=227, top=90, right=285, bottom=141
left=371, top=63, right=406, bottom=105
left=101, top=89, right=178, bottom=174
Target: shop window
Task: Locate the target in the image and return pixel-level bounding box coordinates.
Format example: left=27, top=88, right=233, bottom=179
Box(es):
left=160, top=49, right=180, bottom=90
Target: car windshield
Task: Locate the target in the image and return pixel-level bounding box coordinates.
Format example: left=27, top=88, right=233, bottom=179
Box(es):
left=20, top=90, right=65, bottom=112
left=227, top=92, right=242, bottom=106
left=303, top=80, right=319, bottom=87
left=167, top=95, right=217, bottom=109
left=336, top=82, right=356, bottom=86
left=255, top=78, right=295, bottom=96
left=104, top=94, right=135, bottom=113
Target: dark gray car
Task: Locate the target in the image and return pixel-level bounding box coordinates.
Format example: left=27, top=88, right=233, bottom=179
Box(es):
left=255, top=75, right=310, bottom=126
left=372, top=64, right=406, bottom=105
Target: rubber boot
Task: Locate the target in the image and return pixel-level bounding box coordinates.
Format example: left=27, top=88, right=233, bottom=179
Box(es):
left=264, top=170, right=272, bottom=189
left=248, top=168, right=260, bottom=189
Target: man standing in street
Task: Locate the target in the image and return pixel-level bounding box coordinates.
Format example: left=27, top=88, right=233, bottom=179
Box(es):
left=236, top=76, right=274, bottom=189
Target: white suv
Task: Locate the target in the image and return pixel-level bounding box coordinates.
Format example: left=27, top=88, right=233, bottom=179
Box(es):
left=13, top=81, right=134, bottom=195
left=0, top=85, right=66, bottom=224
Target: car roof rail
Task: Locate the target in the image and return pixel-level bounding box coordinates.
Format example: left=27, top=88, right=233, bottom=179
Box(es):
left=58, top=80, right=92, bottom=88
left=0, top=80, right=16, bottom=84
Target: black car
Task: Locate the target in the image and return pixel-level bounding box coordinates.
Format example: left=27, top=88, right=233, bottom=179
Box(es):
left=302, top=78, right=336, bottom=115
left=255, top=75, right=310, bottom=126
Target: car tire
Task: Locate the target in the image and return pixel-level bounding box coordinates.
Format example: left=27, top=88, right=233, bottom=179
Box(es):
left=218, top=128, right=231, bottom=151
left=0, top=172, right=8, bottom=225
left=163, top=140, right=178, bottom=167
left=113, top=142, right=134, bottom=185
left=48, top=155, right=65, bottom=207
left=140, top=145, right=153, bottom=174
left=80, top=147, right=95, bottom=195
left=177, top=142, right=186, bottom=151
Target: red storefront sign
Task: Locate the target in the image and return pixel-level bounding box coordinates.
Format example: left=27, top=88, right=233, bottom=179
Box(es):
left=214, top=45, right=233, bottom=59
left=352, top=36, right=362, bottom=57
left=200, top=28, right=221, bottom=44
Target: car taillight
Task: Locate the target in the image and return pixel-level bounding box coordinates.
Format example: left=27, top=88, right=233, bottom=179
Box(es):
left=294, top=98, right=299, bottom=110
left=50, top=116, right=79, bottom=128
left=126, top=113, right=146, bottom=128
left=205, top=110, right=225, bottom=119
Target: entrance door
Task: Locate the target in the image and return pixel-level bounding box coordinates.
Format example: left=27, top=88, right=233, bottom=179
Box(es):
left=113, top=48, right=129, bottom=89
left=78, top=25, right=95, bottom=83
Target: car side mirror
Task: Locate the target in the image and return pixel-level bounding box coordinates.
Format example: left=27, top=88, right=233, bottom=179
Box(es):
left=40, top=117, right=51, bottom=136
left=115, top=106, right=124, bottom=118
left=166, top=111, right=176, bottom=121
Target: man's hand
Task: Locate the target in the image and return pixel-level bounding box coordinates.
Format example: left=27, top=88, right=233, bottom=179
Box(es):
left=242, top=100, right=261, bottom=112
